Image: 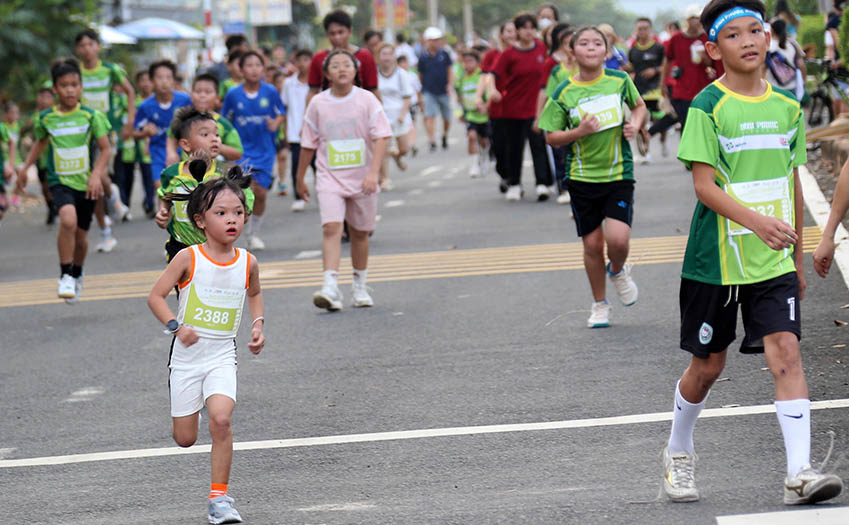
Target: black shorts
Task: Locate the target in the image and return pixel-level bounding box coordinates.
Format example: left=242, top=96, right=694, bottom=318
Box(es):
left=679, top=272, right=801, bottom=358
left=165, top=237, right=189, bottom=263
left=37, top=167, right=48, bottom=183
left=465, top=121, right=490, bottom=138
left=565, top=179, right=634, bottom=237
left=275, top=138, right=287, bottom=152
left=50, top=184, right=95, bottom=231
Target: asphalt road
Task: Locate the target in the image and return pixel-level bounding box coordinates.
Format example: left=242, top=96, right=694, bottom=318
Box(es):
left=1, top=125, right=848, bottom=525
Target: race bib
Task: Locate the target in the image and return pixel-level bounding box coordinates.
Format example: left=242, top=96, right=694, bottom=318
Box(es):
left=575, top=94, right=624, bottom=132
left=54, top=145, right=90, bottom=176
left=184, top=284, right=241, bottom=334
left=173, top=200, right=190, bottom=223
left=328, top=139, right=366, bottom=169
left=82, top=90, right=110, bottom=112
left=725, top=177, right=792, bottom=236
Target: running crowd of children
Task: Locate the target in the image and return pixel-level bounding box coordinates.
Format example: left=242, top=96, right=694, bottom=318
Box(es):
left=1, top=0, right=847, bottom=522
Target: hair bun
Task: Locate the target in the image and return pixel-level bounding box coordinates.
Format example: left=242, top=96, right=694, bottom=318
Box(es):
left=188, top=159, right=208, bottom=182
left=226, top=165, right=253, bottom=189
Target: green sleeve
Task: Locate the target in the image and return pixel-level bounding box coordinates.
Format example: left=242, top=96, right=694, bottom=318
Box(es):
left=218, top=117, right=243, bottom=154
left=538, top=98, right=568, bottom=133
left=544, top=72, right=560, bottom=98
left=158, top=163, right=181, bottom=196
left=676, top=107, right=718, bottom=169
left=32, top=116, right=47, bottom=141
left=624, top=75, right=641, bottom=108
left=0, top=123, right=8, bottom=143
left=791, top=106, right=807, bottom=167
left=110, top=63, right=127, bottom=86
left=244, top=187, right=255, bottom=213
left=91, top=110, right=111, bottom=139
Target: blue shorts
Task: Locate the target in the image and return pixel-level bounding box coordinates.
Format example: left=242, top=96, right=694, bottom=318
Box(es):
left=423, top=92, right=452, bottom=120
left=250, top=168, right=272, bottom=190
left=152, top=162, right=165, bottom=182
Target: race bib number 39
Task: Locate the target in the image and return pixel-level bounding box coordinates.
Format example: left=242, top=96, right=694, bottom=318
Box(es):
left=185, top=284, right=240, bottom=333
left=574, top=94, right=624, bottom=132
left=725, top=177, right=792, bottom=236
left=328, top=138, right=366, bottom=169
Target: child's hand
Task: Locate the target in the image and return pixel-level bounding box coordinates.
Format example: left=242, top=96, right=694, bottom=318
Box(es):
left=142, top=123, right=158, bottom=138
left=166, top=151, right=180, bottom=166
left=362, top=172, right=379, bottom=195
left=5, top=163, right=15, bottom=182
left=248, top=326, right=265, bottom=354
left=176, top=325, right=199, bottom=347
left=296, top=179, right=310, bottom=202
left=751, top=214, right=797, bottom=251
left=490, top=90, right=502, bottom=104
left=476, top=101, right=488, bottom=114
left=154, top=205, right=171, bottom=229
left=576, top=113, right=600, bottom=137
left=266, top=117, right=278, bottom=132
left=86, top=173, right=103, bottom=200
left=813, top=237, right=836, bottom=278
left=623, top=120, right=637, bottom=140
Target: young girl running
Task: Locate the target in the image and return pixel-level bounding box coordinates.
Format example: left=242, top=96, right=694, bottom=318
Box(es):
left=539, top=26, right=646, bottom=328
left=296, top=50, right=391, bottom=311
left=377, top=42, right=414, bottom=187
left=148, top=172, right=264, bottom=525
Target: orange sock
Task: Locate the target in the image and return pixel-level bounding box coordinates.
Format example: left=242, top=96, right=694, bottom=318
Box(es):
left=209, top=483, right=228, bottom=500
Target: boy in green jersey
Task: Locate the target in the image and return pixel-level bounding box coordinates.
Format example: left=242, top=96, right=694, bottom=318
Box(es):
left=661, top=0, right=843, bottom=505
left=219, top=52, right=243, bottom=100
left=20, top=86, right=58, bottom=224
left=455, top=51, right=489, bottom=178
left=539, top=26, right=646, bottom=329
left=17, top=58, right=111, bottom=304
left=156, top=108, right=253, bottom=262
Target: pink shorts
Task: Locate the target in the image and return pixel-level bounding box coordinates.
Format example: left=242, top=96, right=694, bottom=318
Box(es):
left=317, top=191, right=378, bottom=232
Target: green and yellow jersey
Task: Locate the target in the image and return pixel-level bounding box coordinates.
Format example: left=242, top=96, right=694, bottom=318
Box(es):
left=544, top=63, right=576, bottom=98
left=0, top=123, right=9, bottom=172
left=28, top=112, right=50, bottom=170
left=80, top=60, right=127, bottom=129
left=1, top=120, right=21, bottom=162
left=678, top=81, right=805, bottom=286
left=34, top=104, right=111, bottom=191
left=539, top=68, right=641, bottom=183
left=219, top=78, right=239, bottom=100
left=455, top=68, right=488, bottom=124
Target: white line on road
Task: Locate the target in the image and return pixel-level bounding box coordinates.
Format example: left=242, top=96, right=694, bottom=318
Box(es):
left=2, top=399, right=847, bottom=469
left=384, top=200, right=405, bottom=208
left=407, top=188, right=424, bottom=196
left=294, top=250, right=322, bottom=260
left=297, top=502, right=376, bottom=512
left=427, top=181, right=442, bottom=188
left=716, top=507, right=849, bottom=524
left=62, top=387, right=104, bottom=403
left=420, top=166, right=441, bottom=177
left=0, top=448, right=17, bottom=459
left=799, top=165, right=849, bottom=289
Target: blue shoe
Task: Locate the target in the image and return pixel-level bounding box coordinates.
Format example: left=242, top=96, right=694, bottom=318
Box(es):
left=208, top=495, right=242, bottom=524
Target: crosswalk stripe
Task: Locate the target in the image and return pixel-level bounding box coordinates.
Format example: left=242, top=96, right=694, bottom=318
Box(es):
left=0, top=227, right=823, bottom=308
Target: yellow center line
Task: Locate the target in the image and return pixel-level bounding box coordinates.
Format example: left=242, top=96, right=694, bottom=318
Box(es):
left=0, top=227, right=823, bottom=308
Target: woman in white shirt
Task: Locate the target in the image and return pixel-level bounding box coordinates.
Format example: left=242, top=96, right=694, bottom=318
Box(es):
left=377, top=43, right=414, bottom=188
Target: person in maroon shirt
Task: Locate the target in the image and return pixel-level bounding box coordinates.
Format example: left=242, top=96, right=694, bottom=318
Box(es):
left=306, top=9, right=379, bottom=106
left=480, top=22, right=515, bottom=192
left=492, top=13, right=552, bottom=202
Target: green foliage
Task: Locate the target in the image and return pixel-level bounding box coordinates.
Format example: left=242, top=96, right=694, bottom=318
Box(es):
left=841, top=9, right=849, bottom=64
left=799, top=14, right=825, bottom=58
left=0, top=0, right=97, bottom=106
left=763, top=0, right=821, bottom=16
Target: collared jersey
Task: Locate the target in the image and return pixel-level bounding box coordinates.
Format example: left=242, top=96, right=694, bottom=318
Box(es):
left=81, top=60, right=127, bottom=127
left=165, top=110, right=244, bottom=160
left=221, top=82, right=286, bottom=173
left=677, top=81, right=806, bottom=285
left=134, top=91, right=193, bottom=175
left=539, top=69, right=641, bottom=183
left=34, top=104, right=111, bottom=191
left=455, top=68, right=487, bottom=124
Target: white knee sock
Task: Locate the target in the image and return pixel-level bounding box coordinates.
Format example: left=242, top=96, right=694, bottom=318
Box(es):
left=353, top=268, right=367, bottom=287
left=323, top=270, right=338, bottom=288
left=668, top=380, right=707, bottom=454
left=775, top=398, right=811, bottom=476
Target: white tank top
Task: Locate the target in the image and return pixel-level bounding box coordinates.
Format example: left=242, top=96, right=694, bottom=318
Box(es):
left=176, top=245, right=250, bottom=339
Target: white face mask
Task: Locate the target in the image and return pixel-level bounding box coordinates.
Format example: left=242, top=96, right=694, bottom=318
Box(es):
left=538, top=18, right=554, bottom=31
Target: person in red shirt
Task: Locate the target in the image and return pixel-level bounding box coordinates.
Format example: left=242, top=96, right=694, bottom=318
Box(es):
left=492, top=13, right=552, bottom=202
left=306, top=9, right=379, bottom=106
left=480, top=21, right=516, bottom=192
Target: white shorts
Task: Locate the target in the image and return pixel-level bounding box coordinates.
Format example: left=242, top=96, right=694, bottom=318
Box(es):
left=168, top=337, right=237, bottom=418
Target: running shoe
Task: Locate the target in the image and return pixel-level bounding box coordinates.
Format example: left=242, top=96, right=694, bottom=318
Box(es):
left=107, top=184, right=130, bottom=222
left=46, top=205, right=56, bottom=225
left=380, top=179, right=394, bottom=191
left=65, top=275, right=83, bottom=305
left=556, top=191, right=571, bottom=205
left=505, top=185, right=522, bottom=201
left=96, top=234, right=117, bottom=253
left=784, top=466, right=844, bottom=505
left=247, top=235, right=265, bottom=251
left=58, top=274, right=76, bottom=299
left=352, top=283, right=374, bottom=307
left=587, top=300, right=611, bottom=328
left=291, top=199, right=306, bottom=212
left=607, top=262, right=638, bottom=306
left=207, top=495, right=243, bottom=524
left=470, top=159, right=482, bottom=178
left=393, top=154, right=408, bottom=171
left=313, top=285, right=343, bottom=311
left=498, top=180, right=509, bottom=194
left=536, top=184, right=551, bottom=202
left=662, top=446, right=699, bottom=502
left=278, top=182, right=288, bottom=196
left=429, top=142, right=437, bottom=153
left=441, top=136, right=448, bottom=149
left=636, top=128, right=650, bottom=156
left=661, top=140, right=670, bottom=158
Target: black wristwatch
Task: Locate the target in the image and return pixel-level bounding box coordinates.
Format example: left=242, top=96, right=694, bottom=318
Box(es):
left=164, top=319, right=181, bottom=335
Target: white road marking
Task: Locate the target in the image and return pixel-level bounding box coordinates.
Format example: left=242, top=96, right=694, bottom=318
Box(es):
left=716, top=507, right=849, bottom=524
left=2, top=399, right=847, bottom=469
left=0, top=448, right=17, bottom=459
left=407, top=189, right=424, bottom=196
left=420, top=166, right=440, bottom=177
left=62, top=387, right=104, bottom=403
left=799, top=165, right=849, bottom=289
left=392, top=312, right=404, bottom=316
left=297, top=502, right=376, bottom=512
left=443, top=173, right=456, bottom=180
left=384, top=200, right=405, bottom=208
left=295, top=250, right=322, bottom=260
left=375, top=214, right=382, bottom=222
left=427, top=181, right=442, bottom=188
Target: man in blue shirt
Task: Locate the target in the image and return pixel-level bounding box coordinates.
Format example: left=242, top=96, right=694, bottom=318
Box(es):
left=134, top=59, right=192, bottom=187
left=418, top=27, right=453, bottom=152
left=222, top=50, right=285, bottom=251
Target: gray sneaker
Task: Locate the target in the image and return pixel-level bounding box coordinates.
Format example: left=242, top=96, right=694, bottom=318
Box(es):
left=313, top=284, right=343, bottom=311
left=662, top=446, right=699, bottom=502
left=784, top=466, right=844, bottom=505
left=208, top=495, right=243, bottom=524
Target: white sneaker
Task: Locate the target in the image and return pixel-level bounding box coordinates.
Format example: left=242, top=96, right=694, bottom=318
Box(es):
left=607, top=262, right=638, bottom=306
left=662, top=446, right=700, bottom=502
left=208, top=495, right=243, bottom=524
left=643, top=152, right=652, bottom=164
left=247, top=235, right=265, bottom=251
left=65, top=275, right=83, bottom=305
left=556, top=191, right=571, bottom=205
left=536, top=184, right=551, bottom=202
left=313, top=284, right=343, bottom=311
left=479, top=153, right=490, bottom=176
left=784, top=466, right=844, bottom=505
left=587, top=300, right=611, bottom=328
left=107, top=184, right=130, bottom=222
left=96, top=234, right=117, bottom=253
left=58, top=274, right=76, bottom=299
left=470, top=159, right=482, bottom=178
left=505, top=185, right=522, bottom=201
left=291, top=199, right=306, bottom=212
left=380, top=178, right=394, bottom=191
left=352, top=283, right=374, bottom=307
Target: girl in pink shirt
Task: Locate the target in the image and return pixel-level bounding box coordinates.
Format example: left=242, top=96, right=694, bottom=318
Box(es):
left=296, top=50, right=392, bottom=311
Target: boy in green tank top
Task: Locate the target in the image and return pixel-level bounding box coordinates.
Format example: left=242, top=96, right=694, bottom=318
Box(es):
left=17, top=58, right=111, bottom=304
left=660, top=0, right=843, bottom=506
left=455, top=51, right=489, bottom=178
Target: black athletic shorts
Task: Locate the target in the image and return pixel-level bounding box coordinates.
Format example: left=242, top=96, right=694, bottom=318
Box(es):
left=679, top=272, right=801, bottom=358
left=37, top=167, right=48, bottom=184
left=565, top=179, right=634, bottom=237
left=50, top=184, right=95, bottom=231
left=465, top=121, right=491, bottom=139
left=165, top=237, right=189, bottom=263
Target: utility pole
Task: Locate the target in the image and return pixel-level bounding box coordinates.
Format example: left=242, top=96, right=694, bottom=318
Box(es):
left=428, top=0, right=438, bottom=27
left=462, top=0, right=472, bottom=44
left=386, top=0, right=395, bottom=41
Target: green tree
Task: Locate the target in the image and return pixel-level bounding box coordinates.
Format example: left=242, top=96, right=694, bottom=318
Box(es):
left=0, top=0, right=97, bottom=105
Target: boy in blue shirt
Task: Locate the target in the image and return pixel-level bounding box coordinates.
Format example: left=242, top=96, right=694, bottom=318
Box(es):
left=222, top=50, right=285, bottom=251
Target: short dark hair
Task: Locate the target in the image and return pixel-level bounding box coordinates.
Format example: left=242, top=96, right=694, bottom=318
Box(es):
left=323, top=9, right=352, bottom=31
left=396, top=55, right=408, bottom=65
left=149, top=59, right=177, bottom=79
left=170, top=107, right=216, bottom=141
left=322, top=49, right=358, bottom=73
left=260, top=45, right=272, bottom=57
left=238, top=50, right=265, bottom=69
left=74, top=29, right=99, bottom=45
left=700, top=0, right=765, bottom=37
left=225, top=34, right=248, bottom=52
left=37, top=85, right=54, bottom=95
left=461, top=50, right=481, bottom=62
left=294, top=48, right=313, bottom=60
left=272, top=71, right=285, bottom=82
left=192, top=73, right=220, bottom=92
left=549, top=22, right=572, bottom=53
left=514, top=13, right=538, bottom=31
left=363, top=29, right=382, bottom=43
left=227, top=51, right=243, bottom=65
left=396, top=32, right=406, bottom=44
left=570, top=26, right=609, bottom=51
left=50, top=57, right=82, bottom=84
left=636, top=17, right=652, bottom=26
left=134, top=70, right=149, bottom=84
